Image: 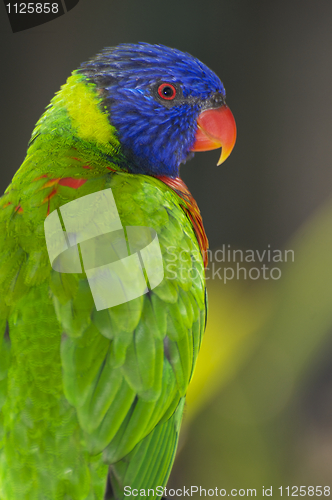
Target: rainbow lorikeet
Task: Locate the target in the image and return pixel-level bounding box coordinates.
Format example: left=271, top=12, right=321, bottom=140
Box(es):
left=0, top=43, right=236, bottom=499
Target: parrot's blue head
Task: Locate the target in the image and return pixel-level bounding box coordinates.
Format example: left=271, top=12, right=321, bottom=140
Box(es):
left=79, top=43, right=236, bottom=178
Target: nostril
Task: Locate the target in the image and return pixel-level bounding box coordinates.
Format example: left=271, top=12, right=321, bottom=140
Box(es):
left=212, top=93, right=224, bottom=106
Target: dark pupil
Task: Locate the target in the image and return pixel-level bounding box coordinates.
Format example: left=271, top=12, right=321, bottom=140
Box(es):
left=163, top=86, right=174, bottom=97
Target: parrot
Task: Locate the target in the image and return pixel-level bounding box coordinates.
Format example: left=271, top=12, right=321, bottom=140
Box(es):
left=0, top=43, right=236, bottom=500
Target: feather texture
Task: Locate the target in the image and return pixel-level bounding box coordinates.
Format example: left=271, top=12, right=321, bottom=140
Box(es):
left=0, top=42, right=232, bottom=499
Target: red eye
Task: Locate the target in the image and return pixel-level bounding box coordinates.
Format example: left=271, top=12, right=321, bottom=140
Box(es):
left=158, top=83, right=176, bottom=100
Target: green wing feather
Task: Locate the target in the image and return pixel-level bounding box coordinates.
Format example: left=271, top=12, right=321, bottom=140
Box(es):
left=108, top=398, right=185, bottom=500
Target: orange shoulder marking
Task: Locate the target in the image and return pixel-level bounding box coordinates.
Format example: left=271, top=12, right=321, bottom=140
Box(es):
left=156, top=175, right=209, bottom=267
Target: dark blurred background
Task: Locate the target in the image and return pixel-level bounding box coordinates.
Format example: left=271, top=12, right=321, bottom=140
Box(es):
left=2, top=0, right=332, bottom=495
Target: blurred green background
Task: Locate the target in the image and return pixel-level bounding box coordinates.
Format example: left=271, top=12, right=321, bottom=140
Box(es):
left=1, top=0, right=332, bottom=495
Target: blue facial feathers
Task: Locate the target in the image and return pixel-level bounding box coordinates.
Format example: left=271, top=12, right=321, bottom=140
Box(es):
left=79, top=43, right=226, bottom=177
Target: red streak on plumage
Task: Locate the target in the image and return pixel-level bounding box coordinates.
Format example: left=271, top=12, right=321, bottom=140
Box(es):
left=156, top=176, right=209, bottom=267
left=43, top=178, right=61, bottom=188
left=69, top=155, right=92, bottom=170
left=40, top=177, right=87, bottom=190
left=15, top=205, right=24, bottom=214
left=58, top=178, right=87, bottom=189
left=39, top=177, right=87, bottom=214
left=42, top=187, right=58, bottom=204
left=2, top=202, right=12, bottom=209
left=33, top=174, right=48, bottom=182
left=70, top=156, right=92, bottom=170
left=42, top=187, right=58, bottom=216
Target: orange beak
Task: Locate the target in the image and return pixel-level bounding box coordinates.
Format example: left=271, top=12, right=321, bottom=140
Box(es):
left=191, top=105, right=237, bottom=165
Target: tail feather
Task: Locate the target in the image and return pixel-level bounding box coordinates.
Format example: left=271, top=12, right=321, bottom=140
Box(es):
left=106, top=399, right=185, bottom=500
